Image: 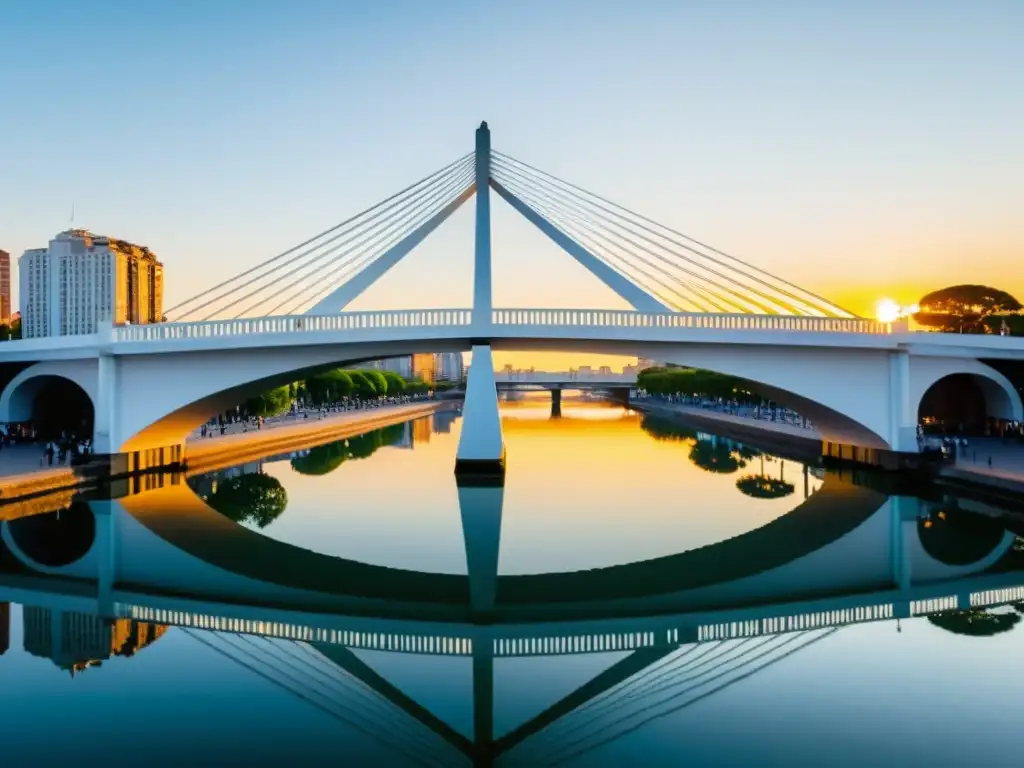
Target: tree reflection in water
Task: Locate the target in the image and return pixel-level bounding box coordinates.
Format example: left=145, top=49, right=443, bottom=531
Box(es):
left=205, top=474, right=288, bottom=529
left=640, top=415, right=765, bottom=476
left=290, top=424, right=405, bottom=476
left=927, top=608, right=1021, bottom=636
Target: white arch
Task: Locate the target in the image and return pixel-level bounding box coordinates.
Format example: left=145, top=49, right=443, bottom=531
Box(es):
left=910, top=356, right=1024, bottom=424
left=0, top=359, right=98, bottom=425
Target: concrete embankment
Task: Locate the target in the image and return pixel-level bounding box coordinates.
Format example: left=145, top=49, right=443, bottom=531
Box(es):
left=628, top=400, right=823, bottom=462
left=0, top=401, right=450, bottom=505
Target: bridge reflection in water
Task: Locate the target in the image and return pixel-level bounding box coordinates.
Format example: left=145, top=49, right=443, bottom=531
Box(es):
left=0, top=457, right=1022, bottom=766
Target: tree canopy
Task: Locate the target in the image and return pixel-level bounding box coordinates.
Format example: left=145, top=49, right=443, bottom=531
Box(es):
left=915, top=285, right=1022, bottom=334
left=637, top=367, right=757, bottom=400
left=242, top=385, right=292, bottom=418
left=206, top=474, right=288, bottom=528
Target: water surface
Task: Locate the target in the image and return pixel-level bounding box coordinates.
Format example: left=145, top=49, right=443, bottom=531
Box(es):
left=1, top=395, right=1022, bottom=766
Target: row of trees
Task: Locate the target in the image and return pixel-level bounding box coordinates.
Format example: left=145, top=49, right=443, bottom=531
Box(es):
left=237, top=368, right=451, bottom=419
left=636, top=367, right=756, bottom=401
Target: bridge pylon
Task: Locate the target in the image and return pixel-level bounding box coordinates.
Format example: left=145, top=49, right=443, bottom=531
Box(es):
left=456, top=344, right=506, bottom=478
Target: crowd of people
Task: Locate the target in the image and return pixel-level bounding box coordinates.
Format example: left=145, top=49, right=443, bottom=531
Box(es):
left=39, top=434, right=94, bottom=467
left=192, top=393, right=433, bottom=440
left=634, top=391, right=814, bottom=431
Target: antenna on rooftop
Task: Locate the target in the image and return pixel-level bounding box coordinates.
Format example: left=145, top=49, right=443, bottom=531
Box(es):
left=70, top=203, right=75, bottom=226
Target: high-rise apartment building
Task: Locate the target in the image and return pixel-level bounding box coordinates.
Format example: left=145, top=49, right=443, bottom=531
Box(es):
left=22, top=606, right=167, bottom=676
left=0, top=249, right=10, bottom=323
left=19, top=229, right=164, bottom=339
left=434, top=352, right=465, bottom=383
left=375, top=356, right=413, bottom=379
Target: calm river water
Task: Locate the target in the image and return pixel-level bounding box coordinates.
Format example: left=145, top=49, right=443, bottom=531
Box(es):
left=1, top=395, right=1022, bottom=766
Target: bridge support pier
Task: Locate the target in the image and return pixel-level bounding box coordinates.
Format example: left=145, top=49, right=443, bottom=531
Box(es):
left=455, top=345, right=505, bottom=477
left=458, top=479, right=504, bottom=616
left=551, top=388, right=562, bottom=418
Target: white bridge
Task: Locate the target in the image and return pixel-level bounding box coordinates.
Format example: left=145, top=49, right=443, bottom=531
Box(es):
left=2, top=122, right=1023, bottom=473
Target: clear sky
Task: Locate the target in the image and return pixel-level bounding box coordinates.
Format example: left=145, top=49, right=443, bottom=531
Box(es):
left=2, top=0, right=1021, bottom=368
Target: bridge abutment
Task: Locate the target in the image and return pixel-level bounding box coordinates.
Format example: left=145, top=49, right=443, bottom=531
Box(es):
left=456, top=345, right=506, bottom=477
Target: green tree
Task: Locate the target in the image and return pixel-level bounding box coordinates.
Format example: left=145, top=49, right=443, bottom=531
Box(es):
left=347, top=370, right=378, bottom=398
left=206, top=474, right=288, bottom=528
left=242, top=385, right=293, bottom=417
left=306, top=370, right=353, bottom=404
left=381, top=370, right=406, bottom=395
left=915, top=285, right=1022, bottom=334
left=363, top=369, right=389, bottom=396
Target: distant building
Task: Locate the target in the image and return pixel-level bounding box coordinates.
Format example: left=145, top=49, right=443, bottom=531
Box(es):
left=0, top=249, right=10, bottom=322
left=622, top=364, right=639, bottom=376
left=598, top=365, right=612, bottom=376
left=375, top=357, right=413, bottom=378
left=19, top=229, right=164, bottom=339
left=412, top=353, right=435, bottom=385
left=22, top=606, right=168, bottom=677
left=578, top=365, right=593, bottom=377
left=434, top=352, right=464, bottom=382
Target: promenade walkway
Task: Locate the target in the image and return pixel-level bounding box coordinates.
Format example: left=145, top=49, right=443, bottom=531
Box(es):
left=0, top=400, right=447, bottom=502
left=629, top=397, right=822, bottom=441
left=942, top=437, right=1024, bottom=492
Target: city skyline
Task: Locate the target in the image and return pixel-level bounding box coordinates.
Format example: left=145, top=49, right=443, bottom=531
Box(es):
left=2, top=1, right=1021, bottom=366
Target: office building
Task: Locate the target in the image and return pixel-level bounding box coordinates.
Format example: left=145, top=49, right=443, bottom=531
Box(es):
left=19, top=229, right=164, bottom=339
left=0, top=249, right=10, bottom=322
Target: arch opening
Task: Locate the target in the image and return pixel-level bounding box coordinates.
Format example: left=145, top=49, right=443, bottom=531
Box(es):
left=5, top=374, right=95, bottom=442
left=918, top=373, right=1016, bottom=436
left=119, top=350, right=434, bottom=454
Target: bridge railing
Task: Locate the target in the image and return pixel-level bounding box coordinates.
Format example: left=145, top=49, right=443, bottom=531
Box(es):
left=492, top=309, right=891, bottom=334
left=113, top=309, right=474, bottom=342
left=115, top=308, right=890, bottom=342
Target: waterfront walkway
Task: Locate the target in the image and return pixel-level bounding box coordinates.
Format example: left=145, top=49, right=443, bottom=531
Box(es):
left=629, top=398, right=822, bottom=441
left=0, top=400, right=447, bottom=502
left=942, top=437, right=1024, bottom=492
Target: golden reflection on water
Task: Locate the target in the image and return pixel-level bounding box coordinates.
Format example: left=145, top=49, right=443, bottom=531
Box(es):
left=247, top=394, right=823, bottom=575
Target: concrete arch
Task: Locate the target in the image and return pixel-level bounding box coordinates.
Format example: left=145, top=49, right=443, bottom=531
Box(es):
left=111, top=337, right=902, bottom=458
left=911, top=356, right=1023, bottom=426
left=0, top=359, right=98, bottom=426
left=113, top=340, right=469, bottom=454
left=499, top=339, right=898, bottom=450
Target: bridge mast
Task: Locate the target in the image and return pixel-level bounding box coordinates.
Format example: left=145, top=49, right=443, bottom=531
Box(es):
left=473, top=121, right=493, bottom=329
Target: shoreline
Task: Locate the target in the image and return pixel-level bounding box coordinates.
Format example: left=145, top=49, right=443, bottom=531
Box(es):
left=627, top=400, right=823, bottom=463
left=0, top=401, right=451, bottom=505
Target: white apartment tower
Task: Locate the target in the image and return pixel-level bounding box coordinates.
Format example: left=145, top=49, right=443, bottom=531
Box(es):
left=19, top=230, right=164, bottom=339
left=434, top=352, right=465, bottom=382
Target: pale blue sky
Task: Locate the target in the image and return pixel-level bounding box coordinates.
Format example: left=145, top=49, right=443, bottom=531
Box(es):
left=2, top=0, right=1022, bottom=318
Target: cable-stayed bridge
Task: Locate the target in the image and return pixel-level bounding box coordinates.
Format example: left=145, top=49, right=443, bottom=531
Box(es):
left=1, top=122, right=1023, bottom=474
